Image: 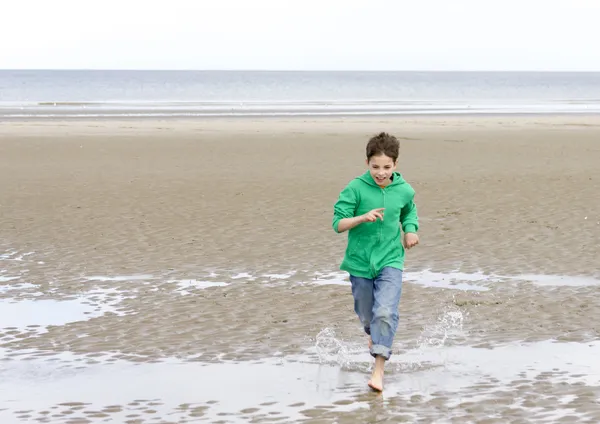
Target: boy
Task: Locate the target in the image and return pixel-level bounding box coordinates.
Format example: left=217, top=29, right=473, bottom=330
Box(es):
left=332, top=132, right=419, bottom=392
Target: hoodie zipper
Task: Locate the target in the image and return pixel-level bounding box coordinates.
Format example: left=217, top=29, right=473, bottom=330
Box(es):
left=380, top=186, right=386, bottom=241
left=371, top=185, right=386, bottom=277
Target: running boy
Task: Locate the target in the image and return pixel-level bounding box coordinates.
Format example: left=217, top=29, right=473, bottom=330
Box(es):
left=332, top=132, right=419, bottom=392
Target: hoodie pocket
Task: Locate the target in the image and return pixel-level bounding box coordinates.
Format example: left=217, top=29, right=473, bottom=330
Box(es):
left=347, top=241, right=367, bottom=264
left=348, top=238, right=375, bottom=271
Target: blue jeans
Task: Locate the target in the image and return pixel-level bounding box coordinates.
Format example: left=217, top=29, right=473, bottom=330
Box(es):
left=349, top=266, right=403, bottom=360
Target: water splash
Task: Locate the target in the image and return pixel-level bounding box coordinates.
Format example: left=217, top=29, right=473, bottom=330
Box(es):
left=314, top=328, right=352, bottom=367
left=382, top=305, right=469, bottom=373
left=416, top=305, right=466, bottom=349
left=313, top=328, right=375, bottom=373
left=312, top=306, right=468, bottom=373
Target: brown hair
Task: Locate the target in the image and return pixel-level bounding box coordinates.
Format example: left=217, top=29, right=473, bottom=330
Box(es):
left=366, top=132, right=399, bottom=162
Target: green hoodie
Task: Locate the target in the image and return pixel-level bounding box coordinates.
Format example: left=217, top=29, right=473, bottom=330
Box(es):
left=332, top=170, right=419, bottom=279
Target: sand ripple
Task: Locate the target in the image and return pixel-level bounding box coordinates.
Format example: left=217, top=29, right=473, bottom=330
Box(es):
left=1, top=117, right=600, bottom=422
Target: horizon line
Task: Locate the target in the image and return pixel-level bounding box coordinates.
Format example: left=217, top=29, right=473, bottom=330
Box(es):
left=2, top=68, right=600, bottom=73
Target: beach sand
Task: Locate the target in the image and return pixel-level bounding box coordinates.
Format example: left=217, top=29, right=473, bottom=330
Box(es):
left=1, top=116, right=600, bottom=423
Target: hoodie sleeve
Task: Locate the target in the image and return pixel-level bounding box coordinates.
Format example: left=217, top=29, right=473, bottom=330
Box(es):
left=332, top=183, right=358, bottom=233
left=400, top=196, right=419, bottom=233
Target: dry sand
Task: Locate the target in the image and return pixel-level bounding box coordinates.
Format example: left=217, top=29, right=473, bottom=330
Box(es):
left=1, top=116, right=600, bottom=423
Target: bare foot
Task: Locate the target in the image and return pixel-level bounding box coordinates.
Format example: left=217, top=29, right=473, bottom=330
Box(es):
left=368, top=337, right=372, bottom=350
left=368, top=369, right=383, bottom=392
left=367, top=355, right=385, bottom=392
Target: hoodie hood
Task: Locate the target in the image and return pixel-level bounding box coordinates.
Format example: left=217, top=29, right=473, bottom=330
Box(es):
left=357, top=170, right=406, bottom=187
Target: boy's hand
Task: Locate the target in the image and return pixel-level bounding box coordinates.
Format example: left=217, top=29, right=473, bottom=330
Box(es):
left=361, top=208, right=385, bottom=222
left=403, top=232, right=419, bottom=249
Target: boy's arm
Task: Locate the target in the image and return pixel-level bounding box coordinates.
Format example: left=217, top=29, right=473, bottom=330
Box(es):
left=332, top=184, right=361, bottom=233
left=399, top=196, right=419, bottom=234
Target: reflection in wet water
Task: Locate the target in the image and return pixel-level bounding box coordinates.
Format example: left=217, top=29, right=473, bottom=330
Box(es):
left=0, top=289, right=126, bottom=334
left=0, top=338, right=599, bottom=422
left=0, top=351, right=366, bottom=423
left=1, top=298, right=98, bottom=328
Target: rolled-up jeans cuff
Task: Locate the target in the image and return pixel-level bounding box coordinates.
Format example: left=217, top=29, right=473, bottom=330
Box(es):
left=370, top=343, right=392, bottom=360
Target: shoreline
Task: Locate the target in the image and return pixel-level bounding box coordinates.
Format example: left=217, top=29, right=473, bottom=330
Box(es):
left=3, top=112, right=600, bottom=125
left=2, top=110, right=600, bottom=121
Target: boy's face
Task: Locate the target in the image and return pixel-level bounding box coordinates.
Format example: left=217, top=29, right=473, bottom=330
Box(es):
left=366, top=153, right=397, bottom=186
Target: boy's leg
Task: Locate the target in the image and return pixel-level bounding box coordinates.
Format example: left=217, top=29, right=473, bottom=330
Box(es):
left=349, top=275, right=375, bottom=339
left=369, top=266, right=403, bottom=359
left=368, top=266, right=403, bottom=391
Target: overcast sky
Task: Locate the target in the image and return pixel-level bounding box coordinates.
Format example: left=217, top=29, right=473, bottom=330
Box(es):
left=1, top=0, right=599, bottom=71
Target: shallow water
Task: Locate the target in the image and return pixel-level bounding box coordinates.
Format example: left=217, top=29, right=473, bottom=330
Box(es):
left=0, top=351, right=365, bottom=423
left=1, top=336, right=599, bottom=423
left=2, top=248, right=600, bottom=422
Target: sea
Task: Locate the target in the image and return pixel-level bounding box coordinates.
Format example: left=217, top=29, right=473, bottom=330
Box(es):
left=1, top=70, right=600, bottom=119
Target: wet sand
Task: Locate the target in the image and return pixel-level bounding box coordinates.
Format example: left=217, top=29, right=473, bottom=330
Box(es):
left=1, top=116, right=600, bottom=423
